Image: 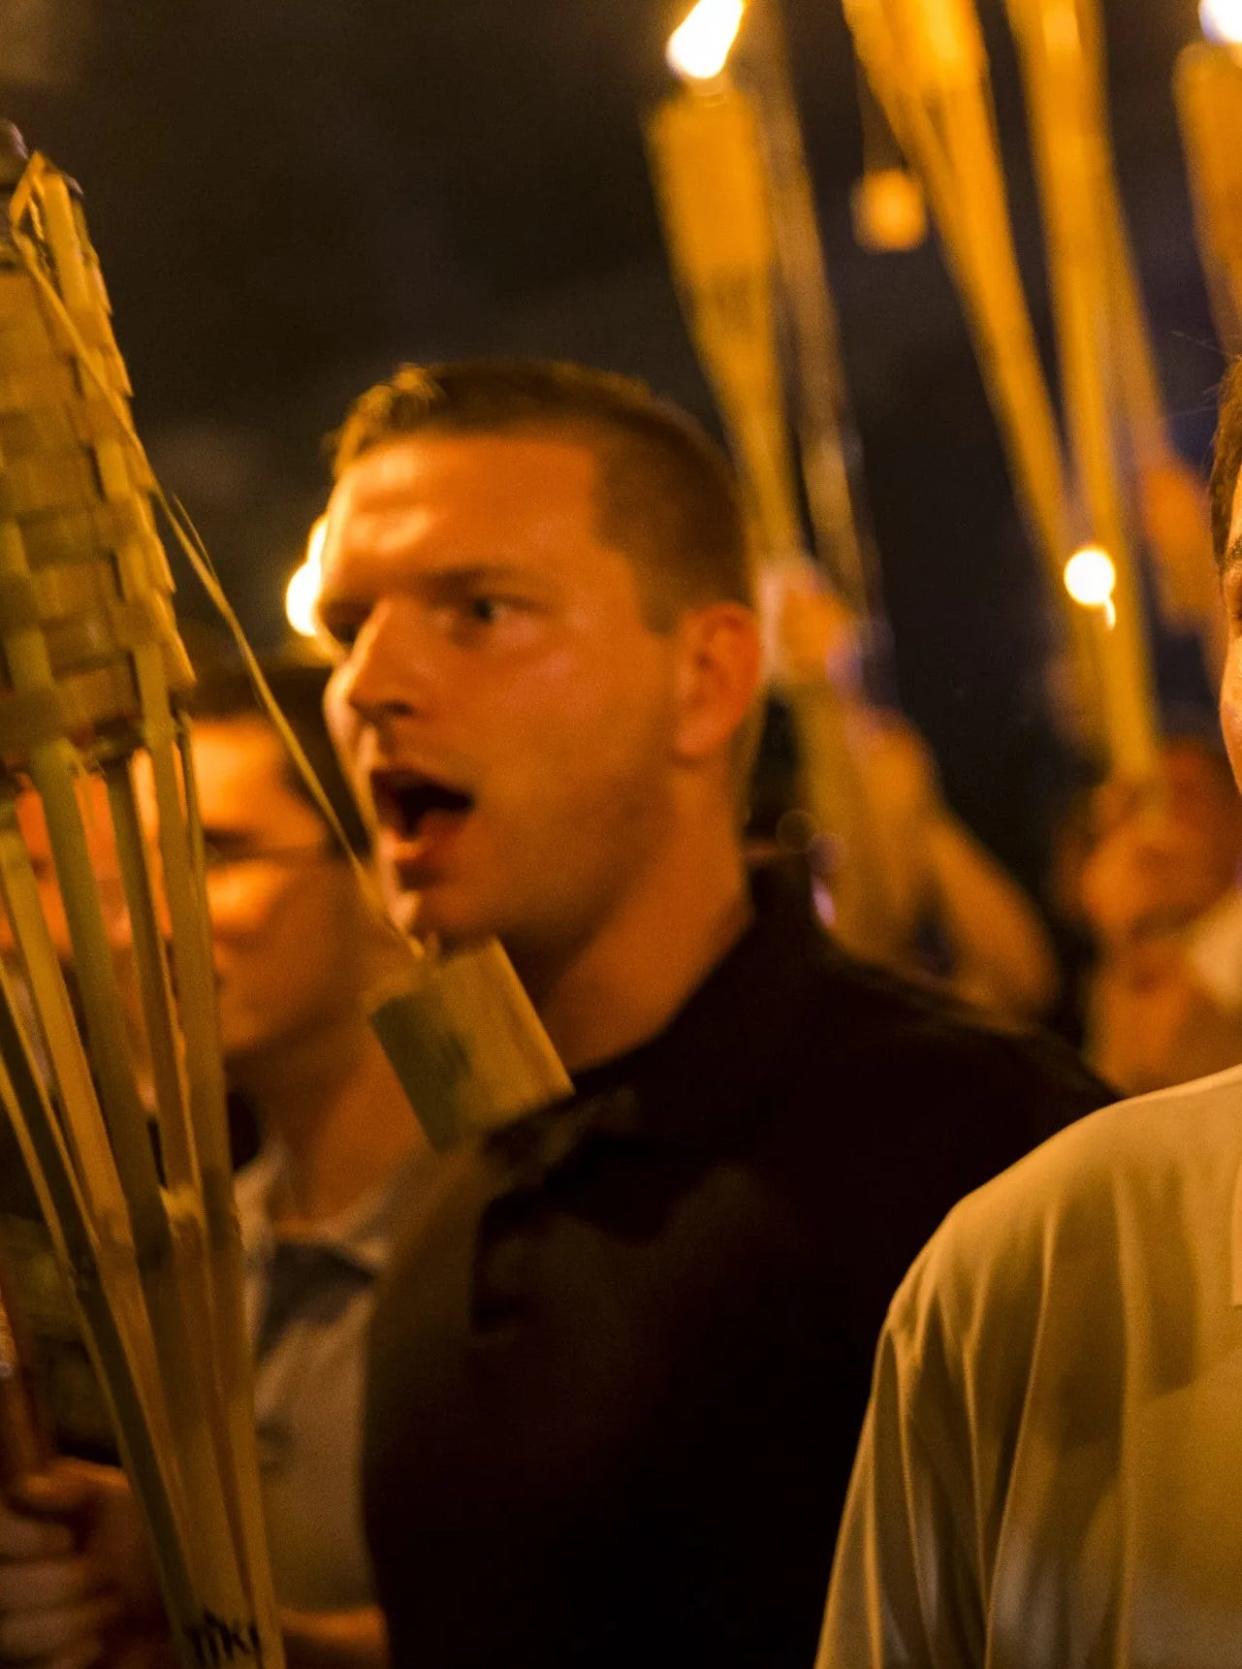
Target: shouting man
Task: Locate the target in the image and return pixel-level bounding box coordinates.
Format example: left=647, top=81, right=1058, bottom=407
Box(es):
left=0, top=362, right=1106, bottom=1669
left=316, top=361, right=1105, bottom=1669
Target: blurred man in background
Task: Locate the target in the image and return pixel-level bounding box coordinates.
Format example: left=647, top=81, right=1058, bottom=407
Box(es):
left=0, top=658, right=422, bottom=1669
left=770, top=570, right=1059, bottom=1019
left=1075, top=733, right=1242, bottom=1091
left=182, top=661, right=422, bottom=1660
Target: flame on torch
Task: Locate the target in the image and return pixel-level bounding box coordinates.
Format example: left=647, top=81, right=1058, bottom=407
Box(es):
left=666, top=0, right=747, bottom=82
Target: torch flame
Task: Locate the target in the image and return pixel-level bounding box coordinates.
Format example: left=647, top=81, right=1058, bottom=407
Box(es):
left=1064, top=543, right=1117, bottom=627
left=666, top=0, right=747, bottom=82
left=1200, top=0, right=1242, bottom=43
left=285, top=515, right=327, bottom=639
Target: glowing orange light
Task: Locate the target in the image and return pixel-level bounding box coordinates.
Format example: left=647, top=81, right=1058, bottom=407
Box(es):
left=666, top=0, right=747, bottom=82
left=1064, top=543, right=1117, bottom=628
left=285, top=515, right=327, bottom=639
left=1200, top=0, right=1242, bottom=44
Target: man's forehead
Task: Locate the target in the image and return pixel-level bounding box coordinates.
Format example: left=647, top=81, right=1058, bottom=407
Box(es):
left=322, top=428, right=616, bottom=579
left=333, top=428, right=601, bottom=510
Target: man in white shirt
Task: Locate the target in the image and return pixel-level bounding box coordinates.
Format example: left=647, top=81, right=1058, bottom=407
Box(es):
left=817, top=359, right=1242, bottom=1667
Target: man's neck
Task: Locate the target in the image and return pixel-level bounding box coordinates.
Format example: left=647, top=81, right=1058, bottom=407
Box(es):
left=513, top=828, right=753, bottom=1076
left=232, top=1017, right=422, bottom=1229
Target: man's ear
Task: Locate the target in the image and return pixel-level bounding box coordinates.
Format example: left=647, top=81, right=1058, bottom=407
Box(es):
left=671, top=602, right=764, bottom=764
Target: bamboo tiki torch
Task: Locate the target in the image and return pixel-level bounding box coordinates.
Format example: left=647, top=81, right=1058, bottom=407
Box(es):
left=647, top=79, right=804, bottom=558
left=841, top=0, right=1103, bottom=752
left=1175, top=41, right=1242, bottom=357
left=0, top=128, right=281, bottom=1667
left=1054, top=0, right=1218, bottom=655
left=645, top=43, right=911, bottom=957
left=741, top=0, right=885, bottom=628
left=1005, top=0, right=1159, bottom=780
left=0, top=120, right=577, bottom=1669
left=0, top=107, right=578, bottom=1662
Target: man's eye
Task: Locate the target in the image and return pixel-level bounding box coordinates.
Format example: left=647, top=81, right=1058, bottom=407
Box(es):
left=319, top=613, right=363, bottom=649
left=466, top=596, right=511, bottom=625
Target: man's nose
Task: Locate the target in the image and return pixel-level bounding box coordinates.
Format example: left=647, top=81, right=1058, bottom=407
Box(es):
left=202, top=867, right=252, bottom=946
left=334, top=598, right=434, bottom=724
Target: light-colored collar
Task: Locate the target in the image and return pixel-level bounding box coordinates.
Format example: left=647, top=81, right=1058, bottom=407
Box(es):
left=233, top=1142, right=413, bottom=1278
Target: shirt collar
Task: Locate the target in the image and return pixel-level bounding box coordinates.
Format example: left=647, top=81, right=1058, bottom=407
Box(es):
left=490, top=863, right=835, bottom=1167
left=234, top=1143, right=416, bottom=1278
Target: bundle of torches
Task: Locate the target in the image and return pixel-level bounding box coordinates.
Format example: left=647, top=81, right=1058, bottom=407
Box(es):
left=648, top=0, right=1242, bottom=792
left=0, top=125, right=283, bottom=1665
left=0, top=126, right=567, bottom=1669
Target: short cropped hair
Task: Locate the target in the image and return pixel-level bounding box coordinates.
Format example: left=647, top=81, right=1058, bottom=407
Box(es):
left=187, top=656, right=370, bottom=856
left=1210, top=358, right=1242, bottom=564
left=331, top=359, right=754, bottom=630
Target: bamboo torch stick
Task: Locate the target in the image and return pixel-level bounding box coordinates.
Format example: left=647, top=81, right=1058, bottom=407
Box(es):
left=1005, top=0, right=1159, bottom=781
left=741, top=0, right=884, bottom=627
left=0, top=124, right=572, bottom=1668
left=646, top=82, right=804, bottom=558
left=1175, top=41, right=1242, bottom=357
left=0, top=905, right=202, bottom=1636
left=841, top=0, right=1104, bottom=751
left=15, top=168, right=252, bottom=1635
left=0, top=134, right=280, bottom=1665
left=645, top=55, right=912, bottom=957
left=0, top=126, right=575, bottom=1669
left=847, top=0, right=1071, bottom=573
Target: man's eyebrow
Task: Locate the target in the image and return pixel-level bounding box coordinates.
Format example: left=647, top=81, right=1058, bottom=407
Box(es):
left=324, top=562, right=548, bottom=602
left=426, top=562, right=544, bottom=590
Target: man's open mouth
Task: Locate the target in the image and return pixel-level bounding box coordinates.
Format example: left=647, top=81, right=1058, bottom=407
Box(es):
left=370, top=770, right=475, bottom=841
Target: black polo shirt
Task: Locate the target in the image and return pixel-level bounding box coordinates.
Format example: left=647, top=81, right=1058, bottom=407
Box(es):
left=364, top=873, right=1109, bottom=1668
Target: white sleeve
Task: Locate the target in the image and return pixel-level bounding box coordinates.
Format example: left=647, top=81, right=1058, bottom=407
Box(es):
left=816, top=1302, right=984, bottom=1669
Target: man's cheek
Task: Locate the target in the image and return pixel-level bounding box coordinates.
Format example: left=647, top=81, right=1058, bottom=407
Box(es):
left=325, top=707, right=370, bottom=805
left=324, top=674, right=359, bottom=754
left=1219, top=675, right=1242, bottom=794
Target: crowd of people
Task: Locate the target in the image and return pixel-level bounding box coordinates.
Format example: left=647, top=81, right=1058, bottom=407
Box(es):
left=0, top=353, right=1239, bottom=1667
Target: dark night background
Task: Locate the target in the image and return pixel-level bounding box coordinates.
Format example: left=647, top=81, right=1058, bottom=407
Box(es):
left=0, top=0, right=1225, bottom=894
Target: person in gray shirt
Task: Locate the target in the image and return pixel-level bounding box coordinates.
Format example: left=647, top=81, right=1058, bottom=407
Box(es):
left=0, top=658, right=423, bottom=1669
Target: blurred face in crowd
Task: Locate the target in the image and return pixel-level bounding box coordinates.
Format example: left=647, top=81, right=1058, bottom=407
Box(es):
left=1, top=728, right=363, bottom=1076
left=1, top=779, right=126, bottom=967
left=1086, top=741, right=1242, bottom=920
left=0, top=783, right=137, bottom=1093
left=320, top=431, right=755, bottom=964
left=1159, top=743, right=1242, bottom=900
left=188, top=718, right=359, bottom=1065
